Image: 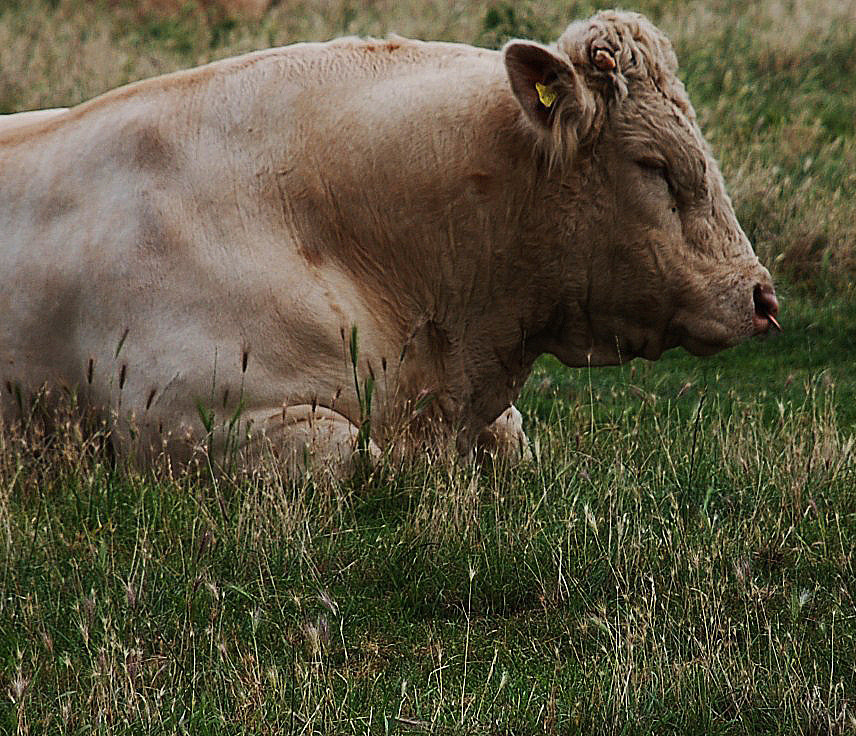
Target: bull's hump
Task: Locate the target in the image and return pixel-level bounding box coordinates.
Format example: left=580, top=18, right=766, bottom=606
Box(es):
left=268, top=36, right=498, bottom=88
left=2, top=37, right=499, bottom=146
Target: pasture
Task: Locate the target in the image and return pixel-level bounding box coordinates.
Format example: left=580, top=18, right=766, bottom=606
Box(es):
left=1, top=0, right=855, bottom=733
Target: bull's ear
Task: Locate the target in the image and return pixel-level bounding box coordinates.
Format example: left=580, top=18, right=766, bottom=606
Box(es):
left=503, top=41, right=586, bottom=132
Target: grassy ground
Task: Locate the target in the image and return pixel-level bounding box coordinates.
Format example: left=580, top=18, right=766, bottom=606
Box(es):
left=1, top=0, right=855, bottom=733
left=1, top=298, right=854, bottom=734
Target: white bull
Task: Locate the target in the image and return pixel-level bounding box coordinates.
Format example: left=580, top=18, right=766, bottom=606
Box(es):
left=0, top=11, right=778, bottom=474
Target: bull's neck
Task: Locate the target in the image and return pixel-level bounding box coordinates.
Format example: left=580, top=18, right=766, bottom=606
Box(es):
left=244, top=50, right=577, bottom=410
left=408, top=98, right=586, bottom=422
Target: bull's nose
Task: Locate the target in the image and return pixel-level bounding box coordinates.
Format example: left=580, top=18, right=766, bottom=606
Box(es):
left=752, top=284, right=781, bottom=332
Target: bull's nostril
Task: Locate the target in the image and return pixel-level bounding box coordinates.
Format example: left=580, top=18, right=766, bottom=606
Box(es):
left=753, top=284, right=781, bottom=331
left=753, top=285, right=778, bottom=316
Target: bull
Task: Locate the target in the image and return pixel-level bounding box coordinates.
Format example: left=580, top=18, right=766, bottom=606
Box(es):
left=0, top=11, right=778, bottom=474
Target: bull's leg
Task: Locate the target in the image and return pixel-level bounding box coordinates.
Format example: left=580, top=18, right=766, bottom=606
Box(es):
left=238, top=404, right=380, bottom=479
left=475, top=405, right=532, bottom=462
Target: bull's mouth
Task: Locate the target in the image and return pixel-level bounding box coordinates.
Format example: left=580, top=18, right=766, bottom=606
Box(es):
left=659, top=276, right=781, bottom=358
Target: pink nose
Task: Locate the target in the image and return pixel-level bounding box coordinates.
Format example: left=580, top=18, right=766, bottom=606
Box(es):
left=753, top=284, right=780, bottom=332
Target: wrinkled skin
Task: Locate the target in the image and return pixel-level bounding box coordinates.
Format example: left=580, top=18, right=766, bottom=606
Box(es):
left=545, top=102, right=773, bottom=365
left=0, top=11, right=777, bottom=474
left=504, top=13, right=778, bottom=370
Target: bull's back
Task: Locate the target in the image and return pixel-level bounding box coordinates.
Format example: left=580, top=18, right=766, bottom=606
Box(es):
left=0, top=108, right=69, bottom=137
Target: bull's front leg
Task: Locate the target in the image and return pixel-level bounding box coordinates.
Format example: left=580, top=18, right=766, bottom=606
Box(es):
left=238, top=404, right=380, bottom=479
left=474, top=405, right=532, bottom=462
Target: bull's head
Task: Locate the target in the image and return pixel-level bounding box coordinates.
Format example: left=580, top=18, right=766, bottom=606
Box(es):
left=503, top=10, right=778, bottom=365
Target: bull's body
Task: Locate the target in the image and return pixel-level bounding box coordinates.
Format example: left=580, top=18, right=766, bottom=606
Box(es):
left=1, top=40, right=539, bottom=464
left=0, top=14, right=778, bottom=472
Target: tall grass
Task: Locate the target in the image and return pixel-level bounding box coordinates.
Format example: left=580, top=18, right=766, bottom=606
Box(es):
left=2, top=298, right=856, bottom=734
left=1, top=349, right=854, bottom=732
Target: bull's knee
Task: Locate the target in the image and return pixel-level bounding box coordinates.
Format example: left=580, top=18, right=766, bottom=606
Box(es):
left=250, top=405, right=380, bottom=478
left=475, top=405, right=531, bottom=462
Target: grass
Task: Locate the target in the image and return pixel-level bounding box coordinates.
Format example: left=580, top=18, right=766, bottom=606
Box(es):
left=1, top=0, right=855, bottom=733
left=1, top=297, right=854, bottom=734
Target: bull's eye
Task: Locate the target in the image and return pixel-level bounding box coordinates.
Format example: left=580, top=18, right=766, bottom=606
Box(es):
left=636, top=158, right=667, bottom=178
left=636, top=159, right=677, bottom=203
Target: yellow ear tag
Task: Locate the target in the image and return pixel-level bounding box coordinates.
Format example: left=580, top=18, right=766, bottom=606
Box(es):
left=535, top=82, right=558, bottom=108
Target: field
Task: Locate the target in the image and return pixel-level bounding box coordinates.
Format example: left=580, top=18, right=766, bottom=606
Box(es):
left=1, top=0, right=855, bottom=733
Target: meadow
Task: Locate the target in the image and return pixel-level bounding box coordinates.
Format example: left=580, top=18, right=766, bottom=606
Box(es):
left=1, top=0, right=854, bottom=733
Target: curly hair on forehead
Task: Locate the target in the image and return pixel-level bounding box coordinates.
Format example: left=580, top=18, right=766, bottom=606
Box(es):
left=503, top=9, right=699, bottom=171
left=556, top=10, right=691, bottom=116
left=559, top=12, right=679, bottom=85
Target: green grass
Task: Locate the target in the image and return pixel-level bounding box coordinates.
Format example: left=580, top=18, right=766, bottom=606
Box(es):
left=1, top=0, right=856, bottom=733
left=525, top=294, right=856, bottom=430
left=1, top=295, right=854, bottom=734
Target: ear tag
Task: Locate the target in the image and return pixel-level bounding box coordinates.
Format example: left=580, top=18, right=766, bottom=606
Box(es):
left=535, top=82, right=558, bottom=108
